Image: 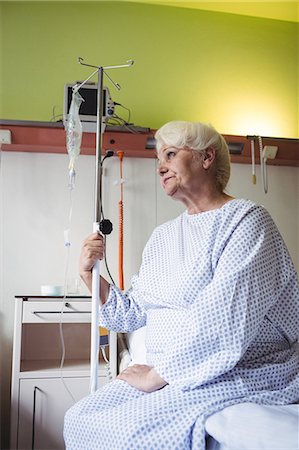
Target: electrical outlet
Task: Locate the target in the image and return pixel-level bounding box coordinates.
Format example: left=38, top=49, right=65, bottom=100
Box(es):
left=263, top=145, right=278, bottom=160
left=0, top=130, right=12, bottom=144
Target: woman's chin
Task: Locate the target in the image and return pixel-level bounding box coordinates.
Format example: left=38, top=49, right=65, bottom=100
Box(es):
left=165, top=187, right=179, bottom=199
left=162, top=181, right=180, bottom=199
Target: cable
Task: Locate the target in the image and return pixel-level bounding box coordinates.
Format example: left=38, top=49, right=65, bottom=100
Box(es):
left=108, top=113, right=140, bottom=134
left=114, top=102, right=131, bottom=124
left=250, top=139, right=256, bottom=185
left=100, top=346, right=113, bottom=382
left=50, top=105, right=63, bottom=122
left=115, top=116, right=140, bottom=134
left=99, top=151, right=115, bottom=382
left=117, top=151, right=124, bottom=290
left=258, top=136, right=268, bottom=194
left=100, top=152, right=116, bottom=285
left=103, top=234, right=116, bottom=285
left=59, top=300, right=76, bottom=403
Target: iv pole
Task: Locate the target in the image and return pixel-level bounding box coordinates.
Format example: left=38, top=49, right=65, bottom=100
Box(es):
left=77, top=57, right=134, bottom=394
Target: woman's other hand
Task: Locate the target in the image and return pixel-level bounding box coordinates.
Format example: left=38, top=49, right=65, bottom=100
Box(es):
left=117, top=364, right=167, bottom=393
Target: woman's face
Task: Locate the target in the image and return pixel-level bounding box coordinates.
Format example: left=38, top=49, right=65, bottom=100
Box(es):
left=156, top=146, right=205, bottom=201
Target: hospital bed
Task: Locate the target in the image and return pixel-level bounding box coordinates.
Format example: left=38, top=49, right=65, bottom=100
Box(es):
left=205, top=403, right=299, bottom=450
left=119, top=329, right=299, bottom=450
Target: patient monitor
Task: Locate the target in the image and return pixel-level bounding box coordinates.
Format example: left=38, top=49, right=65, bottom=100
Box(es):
left=64, top=82, right=115, bottom=124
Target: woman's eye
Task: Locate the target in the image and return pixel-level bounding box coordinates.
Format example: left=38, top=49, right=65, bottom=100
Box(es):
left=166, top=151, right=176, bottom=159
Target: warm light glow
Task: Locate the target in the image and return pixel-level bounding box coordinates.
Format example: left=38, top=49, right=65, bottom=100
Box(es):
left=193, top=88, right=298, bottom=139
left=217, top=101, right=294, bottom=137
left=111, top=1, right=299, bottom=23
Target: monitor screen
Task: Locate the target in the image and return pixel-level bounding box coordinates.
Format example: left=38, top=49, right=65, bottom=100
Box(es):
left=64, top=83, right=108, bottom=122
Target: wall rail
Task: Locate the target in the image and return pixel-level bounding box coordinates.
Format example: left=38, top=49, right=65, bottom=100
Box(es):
left=1, top=120, right=298, bottom=166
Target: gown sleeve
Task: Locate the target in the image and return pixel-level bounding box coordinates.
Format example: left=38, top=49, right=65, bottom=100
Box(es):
left=98, top=274, right=147, bottom=333
left=153, top=206, right=298, bottom=390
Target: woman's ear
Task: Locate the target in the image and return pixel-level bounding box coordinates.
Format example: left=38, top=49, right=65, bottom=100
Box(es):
left=202, top=147, right=216, bottom=169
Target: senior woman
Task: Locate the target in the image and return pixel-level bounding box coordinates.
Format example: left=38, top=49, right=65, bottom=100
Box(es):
left=64, top=121, right=299, bottom=450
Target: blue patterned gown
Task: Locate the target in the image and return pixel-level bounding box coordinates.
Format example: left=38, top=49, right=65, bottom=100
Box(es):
left=64, top=199, right=299, bottom=450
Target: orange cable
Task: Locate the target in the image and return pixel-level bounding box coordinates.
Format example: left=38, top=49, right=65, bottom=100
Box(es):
left=117, top=151, right=124, bottom=290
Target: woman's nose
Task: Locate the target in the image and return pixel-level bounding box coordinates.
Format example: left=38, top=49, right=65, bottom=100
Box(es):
left=157, top=163, right=168, bottom=176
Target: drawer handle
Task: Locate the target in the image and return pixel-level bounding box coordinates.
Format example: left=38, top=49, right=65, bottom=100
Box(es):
left=32, top=386, right=42, bottom=450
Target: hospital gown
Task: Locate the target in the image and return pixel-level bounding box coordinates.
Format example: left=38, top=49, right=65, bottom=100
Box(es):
left=64, top=198, right=299, bottom=450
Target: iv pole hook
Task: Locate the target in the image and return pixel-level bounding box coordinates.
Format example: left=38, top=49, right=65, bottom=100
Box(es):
left=78, top=56, right=134, bottom=70
left=77, top=57, right=134, bottom=91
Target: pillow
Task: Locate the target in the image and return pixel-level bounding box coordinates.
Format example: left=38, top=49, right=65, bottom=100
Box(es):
left=205, top=403, right=299, bottom=450
left=126, top=326, right=147, bottom=365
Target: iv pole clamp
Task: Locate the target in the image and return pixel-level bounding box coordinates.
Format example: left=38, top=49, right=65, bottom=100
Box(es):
left=77, top=57, right=134, bottom=394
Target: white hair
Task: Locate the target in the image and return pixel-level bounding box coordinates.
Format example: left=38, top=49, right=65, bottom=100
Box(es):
left=155, top=121, right=231, bottom=192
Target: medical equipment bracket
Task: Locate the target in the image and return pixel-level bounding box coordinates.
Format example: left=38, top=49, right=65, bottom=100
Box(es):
left=76, top=57, right=133, bottom=394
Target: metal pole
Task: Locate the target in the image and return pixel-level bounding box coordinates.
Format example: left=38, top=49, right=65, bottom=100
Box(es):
left=94, top=67, right=104, bottom=221
left=90, top=67, right=104, bottom=394
left=76, top=57, right=134, bottom=393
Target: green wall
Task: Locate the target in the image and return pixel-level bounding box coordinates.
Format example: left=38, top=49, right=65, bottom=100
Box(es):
left=0, top=1, right=298, bottom=138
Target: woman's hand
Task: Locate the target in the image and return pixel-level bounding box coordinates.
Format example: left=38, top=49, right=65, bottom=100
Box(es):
left=80, top=232, right=105, bottom=275
left=79, top=233, right=110, bottom=302
left=117, top=364, right=167, bottom=393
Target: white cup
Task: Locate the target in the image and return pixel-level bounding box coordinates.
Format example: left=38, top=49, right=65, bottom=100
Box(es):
left=41, top=285, right=64, bottom=296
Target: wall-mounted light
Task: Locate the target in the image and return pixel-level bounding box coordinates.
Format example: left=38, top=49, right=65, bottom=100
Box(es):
left=227, top=142, right=243, bottom=155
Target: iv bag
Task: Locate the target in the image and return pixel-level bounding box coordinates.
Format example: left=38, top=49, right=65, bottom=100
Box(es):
left=64, top=88, right=84, bottom=172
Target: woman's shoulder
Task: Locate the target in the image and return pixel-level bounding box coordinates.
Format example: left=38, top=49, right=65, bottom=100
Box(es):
left=221, top=198, right=271, bottom=222
left=215, top=199, right=278, bottom=237
left=223, top=197, right=260, bottom=212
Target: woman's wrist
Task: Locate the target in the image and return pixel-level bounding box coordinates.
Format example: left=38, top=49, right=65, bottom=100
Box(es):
left=79, top=270, right=111, bottom=304
left=80, top=270, right=92, bottom=290
left=100, top=276, right=111, bottom=304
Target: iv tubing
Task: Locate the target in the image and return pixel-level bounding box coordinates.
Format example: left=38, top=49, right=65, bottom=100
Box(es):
left=117, top=151, right=124, bottom=290
left=59, top=189, right=76, bottom=402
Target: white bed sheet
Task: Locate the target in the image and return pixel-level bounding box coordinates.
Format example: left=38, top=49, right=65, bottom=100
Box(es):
left=205, top=403, right=299, bottom=450
left=125, top=329, right=299, bottom=449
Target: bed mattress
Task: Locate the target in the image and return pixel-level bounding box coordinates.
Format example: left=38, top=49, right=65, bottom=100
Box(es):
left=205, top=402, right=299, bottom=450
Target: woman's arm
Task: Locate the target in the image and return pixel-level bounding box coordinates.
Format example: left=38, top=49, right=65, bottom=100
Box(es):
left=79, top=232, right=147, bottom=332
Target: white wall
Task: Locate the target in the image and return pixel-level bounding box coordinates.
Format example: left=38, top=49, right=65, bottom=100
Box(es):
left=0, top=150, right=298, bottom=448
left=228, top=163, right=299, bottom=266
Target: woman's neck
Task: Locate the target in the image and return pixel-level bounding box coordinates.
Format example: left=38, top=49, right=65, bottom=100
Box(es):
left=185, top=192, right=234, bottom=215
